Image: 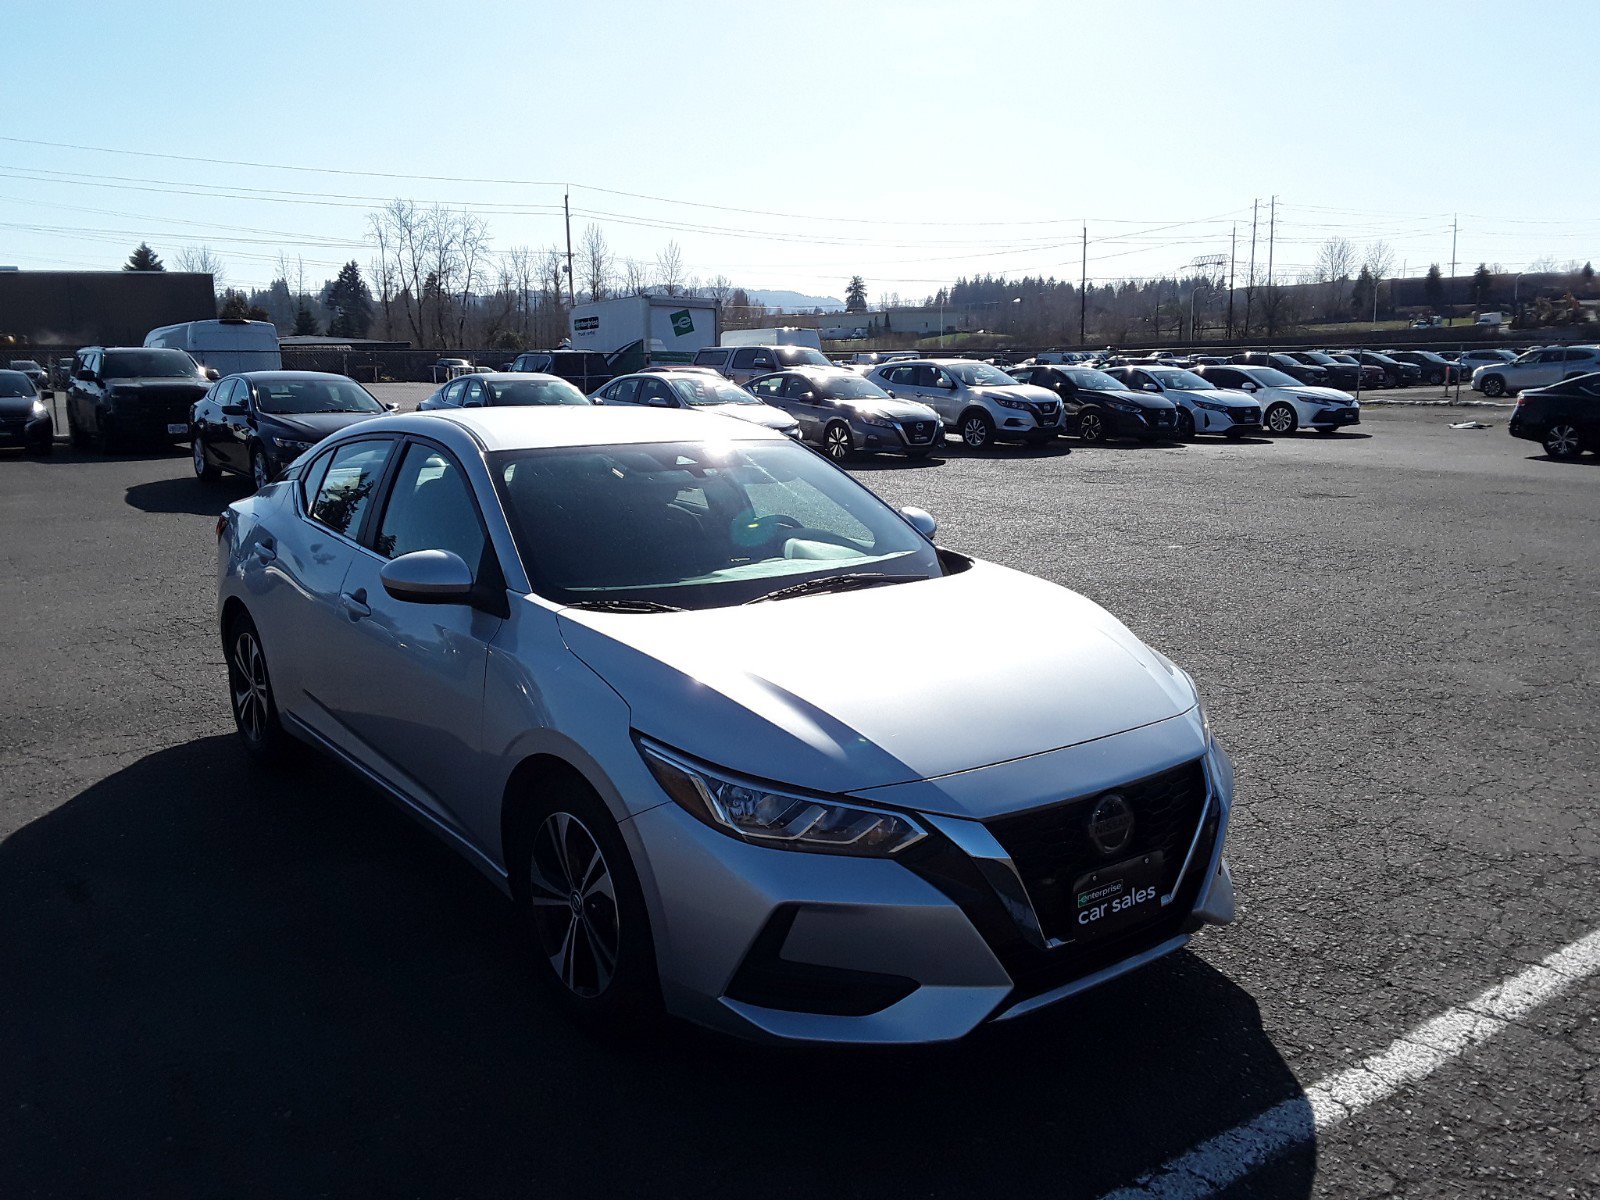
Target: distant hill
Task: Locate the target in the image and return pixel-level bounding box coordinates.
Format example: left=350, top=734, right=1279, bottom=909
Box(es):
left=748, top=289, right=845, bottom=312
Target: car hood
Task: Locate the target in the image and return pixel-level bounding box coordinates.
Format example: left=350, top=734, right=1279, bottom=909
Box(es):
left=0, top=394, right=41, bottom=416
left=845, top=397, right=940, bottom=422
left=704, top=402, right=796, bottom=431
left=555, top=559, right=1196, bottom=804
left=1194, top=388, right=1260, bottom=408
left=1083, top=387, right=1176, bottom=410
left=104, top=377, right=210, bottom=393
left=971, top=384, right=1058, bottom=405
left=1293, top=386, right=1356, bottom=403
left=259, top=411, right=386, bottom=439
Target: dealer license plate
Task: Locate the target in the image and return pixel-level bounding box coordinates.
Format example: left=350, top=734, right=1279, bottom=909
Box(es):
left=167, top=423, right=188, bottom=436
left=1069, top=851, right=1164, bottom=942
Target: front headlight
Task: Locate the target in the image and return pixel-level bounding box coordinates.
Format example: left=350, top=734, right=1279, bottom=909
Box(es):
left=854, top=410, right=895, bottom=428
left=270, top=436, right=314, bottom=453
left=31, top=400, right=47, bottom=417
left=991, top=395, right=1029, bottom=410
left=638, top=739, right=926, bottom=857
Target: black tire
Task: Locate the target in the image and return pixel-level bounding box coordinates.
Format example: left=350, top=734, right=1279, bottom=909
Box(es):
left=1265, top=402, right=1298, bottom=436
left=1480, top=375, right=1506, bottom=398
left=959, top=409, right=995, bottom=450
left=1176, top=408, right=1196, bottom=441
left=224, top=610, right=291, bottom=763
left=822, top=420, right=854, bottom=463
left=1077, top=407, right=1107, bottom=443
left=250, top=446, right=273, bottom=491
left=1426, top=370, right=1445, bottom=386
left=92, top=413, right=118, bottom=456
left=27, top=437, right=54, bottom=456
left=513, top=777, right=660, bottom=1029
left=1389, top=372, right=1406, bottom=389
left=193, top=436, right=222, bottom=482
left=1543, top=423, right=1583, bottom=460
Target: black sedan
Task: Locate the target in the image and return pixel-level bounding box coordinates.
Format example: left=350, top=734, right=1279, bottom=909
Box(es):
left=8, top=359, right=48, bottom=392
left=1387, top=350, right=1459, bottom=385
left=0, top=369, right=53, bottom=454
left=1508, top=372, right=1600, bottom=459
left=418, top=371, right=591, bottom=412
left=1343, top=350, right=1421, bottom=388
left=1286, top=351, right=1362, bottom=389
left=192, top=371, right=393, bottom=490
left=1008, top=364, right=1179, bottom=442
left=1232, top=351, right=1328, bottom=386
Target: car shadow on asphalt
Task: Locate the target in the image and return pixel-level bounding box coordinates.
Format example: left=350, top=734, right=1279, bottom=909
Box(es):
left=0, top=737, right=1314, bottom=1200
left=1527, top=452, right=1600, bottom=467
left=847, top=455, right=948, bottom=473
left=125, top=475, right=253, bottom=515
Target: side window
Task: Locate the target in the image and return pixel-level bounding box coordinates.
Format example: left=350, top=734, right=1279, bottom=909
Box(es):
left=883, top=366, right=909, bottom=385
left=462, top=379, right=487, bottom=407
left=731, top=348, right=762, bottom=369
left=375, top=442, right=489, bottom=570
left=1566, top=349, right=1594, bottom=363
left=309, top=439, right=394, bottom=539
left=440, top=379, right=465, bottom=406
left=781, top=375, right=816, bottom=401
left=299, top=448, right=335, bottom=510
left=1539, top=350, right=1566, bottom=364
left=748, top=375, right=784, bottom=397
left=693, top=349, right=728, bottom=367
left=639, top=379, right=676, bottom=408
left=610, top=378, right=641, bottom=405
left=1127, top=371, right=1153, bottom=390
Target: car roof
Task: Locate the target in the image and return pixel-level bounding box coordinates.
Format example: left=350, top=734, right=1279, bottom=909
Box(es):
left=229, top=370, right=364, bottom=382
left=377, top=405, right=786, bottom=453
left=445, top=371, right=567, bottom=384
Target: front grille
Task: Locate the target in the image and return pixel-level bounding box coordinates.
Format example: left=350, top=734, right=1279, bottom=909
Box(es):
left=1030, top=402, right=1061, bottom=425
left=1234, top=406, right=1262, bottom=423
left=1153, top=410, right=1176, bottom=425
left=984, top=759, right=1209, bottom=944
left=115, top=387, right=202, bottom=419
left=900, top=420, right=935, bottom=444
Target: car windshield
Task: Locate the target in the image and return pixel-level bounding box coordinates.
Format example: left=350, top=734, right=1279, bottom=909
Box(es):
left=0, top=372, right=34, bottom=397
left=102, top=349, right=202, bottom=379
left=254, top=378, right=384, bottom=415
left=1244, top=367, right=1300, bottom=388
left=1150, top=369, right=1213, bottom=390
left=668, top=376, right=759, bottom=406
left=774, top=347, right=830, bottom=367
left=1326, top=354, right=1357, bottom=363
left=491, top=439, right=943, bottom=609
left=486, top=378, right=590, bottom=406
left=947, top=363, right=1017, bottom=387
left=1064, top=368, right=1125, bottom=390
left=11, top=360, right=41, bottom=370
left=824, top=375, right=892, bottom=400
left=1513, top=352, right=1539, bottom=365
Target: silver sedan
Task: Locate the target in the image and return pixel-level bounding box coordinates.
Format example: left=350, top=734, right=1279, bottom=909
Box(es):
left=216, top=407, right=1235, bottom=1043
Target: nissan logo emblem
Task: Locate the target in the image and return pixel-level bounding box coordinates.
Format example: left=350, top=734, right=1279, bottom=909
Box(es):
left=1087, top=793, right=1135, bottom=856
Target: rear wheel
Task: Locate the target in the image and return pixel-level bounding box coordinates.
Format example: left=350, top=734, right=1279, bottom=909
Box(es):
left=1077, top=408, right=1107, bottom=443
left=822, top=421, right=853, bottom=462
left=1544, top=423, right=1583, bottom=459
left=1480, top=375, right=1506, bottom=398
left=959, top=410, right=995, bottom=450
left=516, top=778, right=660, bottom=1028
left=92, top=412, right=118, bottom=455
left=251, top=446, right=273, bottom=490
left=193, top=437, right=222, bottom=482
left=1265, top=402, right=1298, bottom=435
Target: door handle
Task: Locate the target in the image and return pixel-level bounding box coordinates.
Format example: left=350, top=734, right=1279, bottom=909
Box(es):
left=253, top=539, right=277, bottom=564
left=340, top=589, right=371, bottom=620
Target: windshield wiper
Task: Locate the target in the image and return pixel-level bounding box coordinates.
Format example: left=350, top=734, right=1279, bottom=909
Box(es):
left=744, top=572, right=915, bottom=605
left=566, top=598, right=685, bottom=614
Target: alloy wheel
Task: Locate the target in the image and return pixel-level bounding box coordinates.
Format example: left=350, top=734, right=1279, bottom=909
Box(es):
left=824, top=424, right=852, bottom=461
left=1079, top=412, right=1104, bottom=442
left=1481, top=376, right=1505, bottom=398
left=1545, top=424, right=1581, bottom=459
left=252, top=450, right=271, bottom=490
left=528, top=812, right=620, bottom=998
left=962, top=416, right=990, bottom=449
left=1267, top=404, right=1296, bottom=434
left=230, top=629, right=271, bottom=743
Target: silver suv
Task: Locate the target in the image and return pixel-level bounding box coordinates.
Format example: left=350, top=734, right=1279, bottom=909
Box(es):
left=1472, top=345, right=1600, bottom=397
left=866, top=358, right=1063, bottom=449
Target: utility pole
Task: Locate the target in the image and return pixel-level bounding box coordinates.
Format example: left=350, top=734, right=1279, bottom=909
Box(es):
left=1447, top=215, right=1458, bottom=327
left=1153, top=279, right=1161, bottom=346
left=1227, top=224, right=1237, bottom=340
left=563, top=190, right=576, bottom=306
left=1265, top=194, right=1277, bottom=335
left=1244, top=200, right=1258, bottom=337
left=1079, top=224, right=1087, bottom=346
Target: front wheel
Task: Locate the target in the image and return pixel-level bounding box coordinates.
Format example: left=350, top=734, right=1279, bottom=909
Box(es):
left=1077, top=408, right=1107, bottom=443
left=959, top=410, right=995, bottom=450
left=1480, top=376, right=1506, bottom=398
left=1544, top=423, right=1583, bottom=459
left=1265, top=402, right=1298, bottom=435
left=92, top=416, right=118, bottom=456
left=518, top=780, right=660, bottom=1028
left=822, top=421, right=853, bottom=462
left=1176, top=408, right=1196, bottom=441
left=1426, top=370, right=1445, bottom=386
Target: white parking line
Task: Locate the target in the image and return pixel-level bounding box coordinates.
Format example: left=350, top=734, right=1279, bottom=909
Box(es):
left=1103, top=926, right=1600, bottom=1200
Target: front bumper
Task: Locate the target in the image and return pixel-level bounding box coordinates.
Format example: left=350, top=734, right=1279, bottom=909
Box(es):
left=1106, top=408, right=1178, bottom=438
left=0, top=412, right=53, bottom=445
left=626, top=733, right=1235, bottom=1044
left=854, top=417, right=943, bottom=454
left=1310, top=407, right=1361, bottom=428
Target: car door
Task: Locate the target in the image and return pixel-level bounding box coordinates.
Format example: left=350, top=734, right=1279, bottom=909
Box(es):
left=729, top=348, right=775, bottom=385
left=320, top=437, right=504, bottom=836
left=632, top=378, right=678, bottom=409
left=779, top=373, right=832, bottom=438
left=208, top=378, right=247, bottom=471
left=1525, top=349, right=1567, bottom=389
left=69, top=351, right=98, bottom=435
left=254, top=435, right=400, bottom=749
left=1046, top=370, right=1087, bottom=427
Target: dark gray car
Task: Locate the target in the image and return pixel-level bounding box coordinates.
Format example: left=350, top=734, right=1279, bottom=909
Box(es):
left=746, top=366, right=944, bottom=460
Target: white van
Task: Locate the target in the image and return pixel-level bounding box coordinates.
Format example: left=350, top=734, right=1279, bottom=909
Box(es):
left=720, top=326, right=824, bottom=350
left=144, top=319, right=281, bottom=376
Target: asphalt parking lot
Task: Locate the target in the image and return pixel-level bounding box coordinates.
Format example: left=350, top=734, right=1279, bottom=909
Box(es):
left=1, top=403, right=1595, bottom=1199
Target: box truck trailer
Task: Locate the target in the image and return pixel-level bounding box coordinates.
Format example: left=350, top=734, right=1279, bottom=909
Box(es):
left=568, top=296, right=720, bottom=373
left=720, top=326, right=824, bottom=350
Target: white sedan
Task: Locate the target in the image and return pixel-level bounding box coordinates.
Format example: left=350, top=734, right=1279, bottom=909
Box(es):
left=1192, top=364, right=1361, bottom=435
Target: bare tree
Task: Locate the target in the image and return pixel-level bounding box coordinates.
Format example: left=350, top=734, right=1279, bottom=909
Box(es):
left=175, top=244, right=226, bottom=290
left=1363, top=240, right=1396, bottom=282
left=1314, top=237, right=1357, bottom=285
left=453, top=210, right=492, bottom=345
left=621, top=257, right=651, bottom=297
left=655, top=240, right=685, bottom=297
left=705, top=274, right=733, bottom=306
left=579, top=224, right=611, bottom=302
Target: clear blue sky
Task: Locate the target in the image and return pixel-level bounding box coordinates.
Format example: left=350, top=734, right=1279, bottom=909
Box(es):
left=3, top=0, right=1596, bottom=299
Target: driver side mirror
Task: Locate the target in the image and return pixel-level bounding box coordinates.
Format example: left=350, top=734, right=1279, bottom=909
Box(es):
left=1142, top=383, right=1159, bottom=392
left=939, top=379, right=956, bottom=390
left=899, top=506, right=938, bottom=539
left=205, top=368, right=221, bottom=381
left=1240, top=381, right=1258, bottom=392
left=220, top=403, right=247, bottom=417
left=380, top=549, right=476, bottom=605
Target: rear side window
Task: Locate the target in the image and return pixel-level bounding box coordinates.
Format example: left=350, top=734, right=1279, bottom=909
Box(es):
left=309, top=439, right=393, bottom=539
left=732, top=348, right=773, bottom=369
left=693, top=349, right=729, bottom=367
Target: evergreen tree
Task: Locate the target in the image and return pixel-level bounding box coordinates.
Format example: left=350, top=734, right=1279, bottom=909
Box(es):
left=293, top=301, right=319, bottom=336
left=218, top=289, right=252, bottom=320
left=844, top=275, right=868, bottom=313
left=123, top=242, right=165, bottom=271
left=326, top=261, right=373, bottom=338
left=1471, top=263, right=1494, bottom=307
left=1350, top=267, right=1375, bottom=318
left=1423, top=264, right=1444, bottom=312
left=1582, top=262, right=1595, bottom=285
